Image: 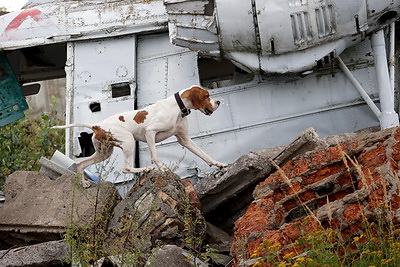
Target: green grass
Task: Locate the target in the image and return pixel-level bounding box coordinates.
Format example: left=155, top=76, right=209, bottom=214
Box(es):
left=0, top=97, right=65, bottom=189
left=251, top=218, right=400, bottom=267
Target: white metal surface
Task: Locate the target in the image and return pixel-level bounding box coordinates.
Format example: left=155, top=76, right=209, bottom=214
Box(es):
left=68, top=35, right=137, bottom=183
left=166, top=0, right=400, bottom=74
left=64, top=32, right=380, bottom=181
left=0, top=0, right=397, bottom=184
left=165, top=0, right=220, bottom=57
left=65, top=42, right=74, bottom=157
left=337, top=56, right=381, bottom=120
left=390, top=23, right=396, bottom=93
left=0, top=0, right=167, bottom=50
left=133, top=33, right=381, bottom=179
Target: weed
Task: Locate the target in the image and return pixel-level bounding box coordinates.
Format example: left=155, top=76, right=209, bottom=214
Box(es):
left=247, top=145, right=400, bottom=267
left=0, top=95, right=65, bottom=189
left=64, top=158, right=212, bottom=266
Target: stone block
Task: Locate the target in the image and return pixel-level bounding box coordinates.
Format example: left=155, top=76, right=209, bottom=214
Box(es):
left=196, top=152, right=272, bottom=214
left=0, top=171, right=121, bottom=248
left=205, top=222, right=233, bottom=253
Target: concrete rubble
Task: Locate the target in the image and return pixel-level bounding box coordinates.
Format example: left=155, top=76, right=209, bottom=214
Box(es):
left=106, top=171, right=205, bottom=253
left=145, top=244, right=207, bottom=267
left=231, top=126, right=400, bottom=265
left=195, top=127, right=332, bottom=229
left=0, top=126, right=384, bottom=266
left=0, top=171, right=121, bottom=249
left=0, top=240, right=68, bottom=267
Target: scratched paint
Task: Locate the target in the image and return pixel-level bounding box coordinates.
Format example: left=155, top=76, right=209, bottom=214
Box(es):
left=5, top=9, right=44, bottom=32
left=1, top=8, right=60, bottom=42
left=0, top=0, right=167, bottom=49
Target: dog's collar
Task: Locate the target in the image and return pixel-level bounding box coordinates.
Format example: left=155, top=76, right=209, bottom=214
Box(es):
left=174, top=92, right=191, bottom=117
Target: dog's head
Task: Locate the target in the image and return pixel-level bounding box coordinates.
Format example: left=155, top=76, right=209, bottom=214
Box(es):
left=181, top=86, right=221, bottom=116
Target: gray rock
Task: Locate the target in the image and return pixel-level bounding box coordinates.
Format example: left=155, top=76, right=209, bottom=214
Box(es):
left=146, top=245, right=209, bottom=267
left=268, top=127, right=327, bottom=165
left=146, top=245, right=192, bottom=267
left=195, top=152, right=272, bottom=213
left=205, top=222, right=233, bottom=253
left=0, top=240, right=69, bottom=267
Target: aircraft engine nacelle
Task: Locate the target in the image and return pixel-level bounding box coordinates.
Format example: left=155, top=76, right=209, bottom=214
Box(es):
left=165, top=0, right=400, bottom=74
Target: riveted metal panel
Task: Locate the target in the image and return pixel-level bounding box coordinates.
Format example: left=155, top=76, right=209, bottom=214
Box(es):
left=1, top=0, right=396, bottom=187
left=0, top=0, right=167, bottom=50
left=165, top=0, right=220, bottom=56
left=133, top=32, right=381, bottom=179
left=215, top=0, right=257, bottom=52
left=68, top=35, right=137, bottom=183
left=164, top=0, right=400, bottom=74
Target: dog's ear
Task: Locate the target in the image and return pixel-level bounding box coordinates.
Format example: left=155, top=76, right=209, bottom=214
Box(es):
left=182, top=86, right=207, bottom=110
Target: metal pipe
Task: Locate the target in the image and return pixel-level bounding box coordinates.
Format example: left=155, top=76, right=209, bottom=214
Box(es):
left=337, top=56, right=381, bottom=119
left=371, top=29, right=399, bottom=129
left=389, top=23, right=396, bottom=95
left=65, top=42, right=75, bottom=157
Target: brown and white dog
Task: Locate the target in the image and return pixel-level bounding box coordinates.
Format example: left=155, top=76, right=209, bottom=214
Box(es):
left=52, top=85, right=227, bottom=187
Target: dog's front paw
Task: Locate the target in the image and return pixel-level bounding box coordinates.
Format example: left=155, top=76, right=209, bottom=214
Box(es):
left=159, top=165, right=169, bottom=172
left=144, top=166, right=155, bottom=173
left=213, top=161, right=228, bottom=169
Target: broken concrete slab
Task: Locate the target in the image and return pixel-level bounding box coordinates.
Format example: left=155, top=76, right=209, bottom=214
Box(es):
left=195, top=127, right=326, bottom=229
left=0, top=240, right=69, bottom=267
left=323, top=126, right=379, bottom=146
left=195, top=152, right=272, bottom=211
left=0, top=171, right=121, bottom=248
left=39, top=157, right=76, bottom=180
left=266, top=127, right=327, bottom=165
left=195, top=152, right=272, bottom=230
left=39, top=150, right=77, bottom=180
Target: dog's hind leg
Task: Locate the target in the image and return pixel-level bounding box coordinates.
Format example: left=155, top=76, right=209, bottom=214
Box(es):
left=76, top=146, right=114, bottom=188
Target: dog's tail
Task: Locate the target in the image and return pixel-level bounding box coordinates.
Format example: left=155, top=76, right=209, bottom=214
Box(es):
left=51, top=123, right=93, bottom=130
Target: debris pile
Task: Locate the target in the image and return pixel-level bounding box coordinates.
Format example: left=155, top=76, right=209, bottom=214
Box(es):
left=195, top=127, right=327, bottom=231
left=232, top=126, right=400, bottom=265
left=3, top=126, right=400, bottom=267
left=106, top=171, right=204, bottom=252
